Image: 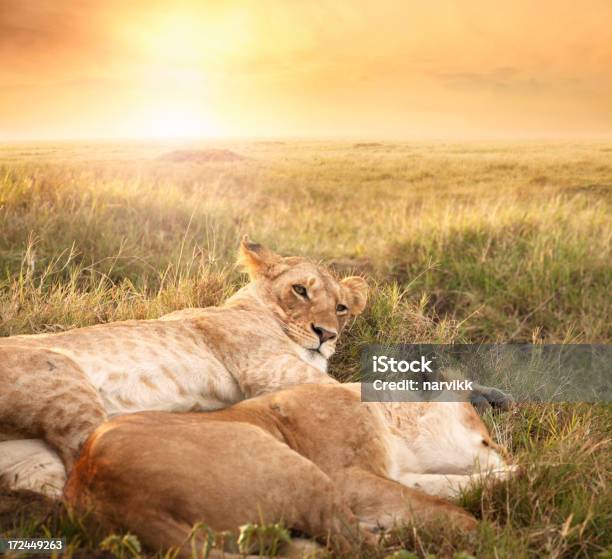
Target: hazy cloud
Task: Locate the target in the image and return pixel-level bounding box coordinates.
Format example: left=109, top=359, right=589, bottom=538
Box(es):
left=0, top=0, right=610, bottom=139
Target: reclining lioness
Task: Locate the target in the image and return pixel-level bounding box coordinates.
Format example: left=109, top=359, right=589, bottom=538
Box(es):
left=0, top=237, right=368, bottom=496
left=65, top=383, right=511, bottom=557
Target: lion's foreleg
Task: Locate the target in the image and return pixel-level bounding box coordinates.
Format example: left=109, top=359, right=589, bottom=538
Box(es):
left=398, top=467, right=517, bottom=499
left=0, top=439, right=66, bottom=498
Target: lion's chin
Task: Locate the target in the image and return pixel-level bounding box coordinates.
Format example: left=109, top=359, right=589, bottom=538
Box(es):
left=295, top=346, right=332, bottom=373
left=314, top=344, right=335, bottom=360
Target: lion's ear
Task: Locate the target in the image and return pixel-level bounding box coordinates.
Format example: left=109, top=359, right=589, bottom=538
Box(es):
left=340, top=276, right=368, bottom=315
left=238, top=235, right=283, bottom=279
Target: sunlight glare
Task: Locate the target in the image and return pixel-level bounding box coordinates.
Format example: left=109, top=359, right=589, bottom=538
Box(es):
left=121, top=100, right=218, bottom=139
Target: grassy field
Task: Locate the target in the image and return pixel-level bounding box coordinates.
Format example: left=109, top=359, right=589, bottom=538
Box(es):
left=0, top=140, right=610, bottom=558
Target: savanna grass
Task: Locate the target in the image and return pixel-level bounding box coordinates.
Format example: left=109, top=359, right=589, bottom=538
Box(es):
left=0, top=140, right=610, bottom=557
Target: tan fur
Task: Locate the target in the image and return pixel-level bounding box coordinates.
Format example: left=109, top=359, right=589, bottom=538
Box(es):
left=0, top=237, right=367, bottom=492
left=65, top=383, right=511, bottom=556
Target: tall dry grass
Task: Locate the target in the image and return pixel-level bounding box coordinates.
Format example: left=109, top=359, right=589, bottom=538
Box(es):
left=0, top=140, right=610, bottom=557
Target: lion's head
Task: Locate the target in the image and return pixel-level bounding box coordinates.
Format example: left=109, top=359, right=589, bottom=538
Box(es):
left=238, top=236, right=368, bottom=360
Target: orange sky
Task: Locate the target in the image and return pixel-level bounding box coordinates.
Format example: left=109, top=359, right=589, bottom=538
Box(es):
left=1, top=0, right=611, bottom=140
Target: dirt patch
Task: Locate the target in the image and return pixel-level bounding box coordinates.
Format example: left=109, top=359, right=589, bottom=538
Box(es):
left=156, top=149, right=246, bottom=163
left=0, top=487, right=56, bottom=533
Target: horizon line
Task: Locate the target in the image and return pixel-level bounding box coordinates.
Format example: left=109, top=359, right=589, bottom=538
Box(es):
left=2, top=133, right=612, bottom=144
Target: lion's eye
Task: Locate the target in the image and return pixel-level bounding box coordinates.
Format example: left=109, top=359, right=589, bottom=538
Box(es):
left=336, top=304, right=348, bottom=314
left=292, top=284, right=308, bottom=298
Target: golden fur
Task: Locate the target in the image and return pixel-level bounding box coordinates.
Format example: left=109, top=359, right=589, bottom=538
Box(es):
left=0, top=237, right=367, bottom=495
left=65, top=383, right=511, bottom=557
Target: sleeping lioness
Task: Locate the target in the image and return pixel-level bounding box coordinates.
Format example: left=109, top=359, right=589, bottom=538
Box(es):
left=65, top=383, right=512, bottom=557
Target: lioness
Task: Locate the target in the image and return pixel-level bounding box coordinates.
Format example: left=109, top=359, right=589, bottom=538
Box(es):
left=65, top=383, right=511, bottom=557
left=0, top=237, right=368, bottom=496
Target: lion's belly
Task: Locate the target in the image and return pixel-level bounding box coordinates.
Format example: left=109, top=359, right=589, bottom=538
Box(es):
left=22, top=322, right=245, bottom=416
left=99, top=354, right=242, bottom=415
left=93, top=351, right=243, bottom=415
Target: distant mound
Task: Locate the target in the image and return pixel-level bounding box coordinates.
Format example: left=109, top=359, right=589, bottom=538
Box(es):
left=157, top=149, right=246, bottom=163
left=353, top=142, right=383, bottom=148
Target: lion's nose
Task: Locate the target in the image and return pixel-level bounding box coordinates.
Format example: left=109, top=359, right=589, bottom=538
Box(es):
left=311, top=324, right=337, bottom=343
